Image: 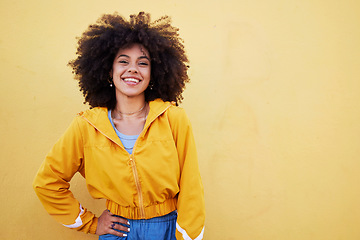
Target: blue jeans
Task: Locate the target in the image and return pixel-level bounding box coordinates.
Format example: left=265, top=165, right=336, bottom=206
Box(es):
left=99, top=211, right=177, bottom=240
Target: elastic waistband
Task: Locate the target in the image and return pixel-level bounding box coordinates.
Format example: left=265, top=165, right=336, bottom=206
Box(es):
left=106, top=198, right=177, bottom=220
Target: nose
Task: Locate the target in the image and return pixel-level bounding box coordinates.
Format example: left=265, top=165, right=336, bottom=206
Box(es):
left=127, top=63, right=138, bottom=73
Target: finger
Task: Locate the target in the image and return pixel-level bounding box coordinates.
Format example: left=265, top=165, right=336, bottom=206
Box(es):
left=106, top=210, right=130, bottom=225
left=108, top=228, right=128, bottom=237
left=96, top=210, right=117, bottom=236
left=110, top=222, right=116, bottom=229
left=109, top=216, right=130, bottom=227
left=112, top=223, right=130, bottom=233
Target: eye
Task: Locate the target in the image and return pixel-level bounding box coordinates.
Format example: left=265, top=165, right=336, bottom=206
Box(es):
left=139, top=61, right=149, bottom=66
left=119, top=60, right=128, bottom=64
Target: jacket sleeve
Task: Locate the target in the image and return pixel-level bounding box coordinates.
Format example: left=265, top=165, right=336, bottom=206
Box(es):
left=33, top=116, right=98, bottom=234
left=170, top=108, right=205, bottom=240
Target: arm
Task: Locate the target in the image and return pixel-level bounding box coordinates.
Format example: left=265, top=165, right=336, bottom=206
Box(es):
left=33, top=117, right=97, bottom=234
left=170, top=108, right=205, bottom=240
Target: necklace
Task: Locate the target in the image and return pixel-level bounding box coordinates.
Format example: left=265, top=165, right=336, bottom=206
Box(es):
left=117, top=103, right=146, bottom=115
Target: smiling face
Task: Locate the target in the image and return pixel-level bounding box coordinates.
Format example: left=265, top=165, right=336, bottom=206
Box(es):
left=111, top=43, right=151, bottom=101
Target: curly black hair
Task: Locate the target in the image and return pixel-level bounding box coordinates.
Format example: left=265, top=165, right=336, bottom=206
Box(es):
left=68, top=12, right=189, bottom=109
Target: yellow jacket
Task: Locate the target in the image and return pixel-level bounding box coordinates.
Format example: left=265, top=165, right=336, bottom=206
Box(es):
left=33, top=99, right=205, bottom=239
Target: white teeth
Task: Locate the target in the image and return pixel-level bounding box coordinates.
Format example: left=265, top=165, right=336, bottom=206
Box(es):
left=124, top=78, right=140, bottom=83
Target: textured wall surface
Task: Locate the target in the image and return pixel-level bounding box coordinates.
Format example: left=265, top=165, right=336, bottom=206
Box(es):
left=1, top=0, right=359, bottom=239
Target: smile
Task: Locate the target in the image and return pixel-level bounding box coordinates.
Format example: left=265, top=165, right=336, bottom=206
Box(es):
left=123, top=78, right=141, bottom=84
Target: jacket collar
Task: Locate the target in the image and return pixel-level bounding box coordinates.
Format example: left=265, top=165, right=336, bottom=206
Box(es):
left=79, top=99, right=172, bottom=146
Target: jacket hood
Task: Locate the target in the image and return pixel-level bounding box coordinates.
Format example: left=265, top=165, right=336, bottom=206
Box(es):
left=78, top=99, right=173, bottom=148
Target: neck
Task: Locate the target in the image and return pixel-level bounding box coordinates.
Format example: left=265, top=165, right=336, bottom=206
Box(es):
left=114, top=95, right=146, bottom=115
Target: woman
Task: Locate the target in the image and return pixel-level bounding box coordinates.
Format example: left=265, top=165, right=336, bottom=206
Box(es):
left=33, top=12, right=205, bottom=240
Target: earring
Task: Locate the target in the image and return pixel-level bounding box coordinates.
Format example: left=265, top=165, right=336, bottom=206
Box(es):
left=149, top=81, right=154, bottom=90
left=108, top=77, right=113, bottom=87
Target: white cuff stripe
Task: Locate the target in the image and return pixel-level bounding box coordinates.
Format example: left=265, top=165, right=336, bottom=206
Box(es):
left=63, top=204, right=84, bottom=228
left=176, top=222, right=204, bottom=240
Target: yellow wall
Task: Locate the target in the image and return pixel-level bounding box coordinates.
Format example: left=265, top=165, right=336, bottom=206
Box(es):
left=1, top=0, right=359, bottom=239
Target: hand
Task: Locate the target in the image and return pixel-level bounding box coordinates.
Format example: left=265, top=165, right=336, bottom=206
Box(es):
left=96, top=210, right=130, bottom=237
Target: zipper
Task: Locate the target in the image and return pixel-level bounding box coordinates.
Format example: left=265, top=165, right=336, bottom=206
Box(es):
left=81, top=104, right=171, bottom=219
left=127, top=104, right=171, bottom=219
left=82, top=115, right=147, bottom=216
left=128, top=156, right=146, bottom=218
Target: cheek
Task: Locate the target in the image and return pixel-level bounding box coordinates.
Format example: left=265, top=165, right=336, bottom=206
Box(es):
left=112, top=66, right=125, bottom=77
left=144, top=69, right=151, bottom=79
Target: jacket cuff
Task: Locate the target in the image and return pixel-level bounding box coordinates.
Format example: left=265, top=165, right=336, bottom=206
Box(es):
left=89, top=217, right=98, bottom=234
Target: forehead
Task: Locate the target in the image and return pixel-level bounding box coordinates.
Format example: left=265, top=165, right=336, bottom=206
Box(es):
left=116, top=43, right=150, bottom=57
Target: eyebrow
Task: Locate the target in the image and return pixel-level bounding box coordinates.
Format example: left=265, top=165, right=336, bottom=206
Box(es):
left=117, top=54, right=150, bottom=61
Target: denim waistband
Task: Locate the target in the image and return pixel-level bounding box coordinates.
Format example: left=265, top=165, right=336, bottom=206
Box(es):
left=117, top=210, right=177, bottom=223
